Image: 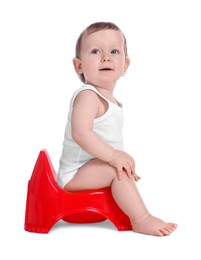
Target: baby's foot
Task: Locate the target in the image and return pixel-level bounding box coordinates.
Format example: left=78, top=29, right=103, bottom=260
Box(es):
left=132, top=213, right=177, bottom=236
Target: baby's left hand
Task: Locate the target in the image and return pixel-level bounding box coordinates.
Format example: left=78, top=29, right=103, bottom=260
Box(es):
left=108, top=149, right=141, bottom=181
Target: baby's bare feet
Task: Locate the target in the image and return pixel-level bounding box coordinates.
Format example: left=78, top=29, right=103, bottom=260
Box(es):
left=132, top=213, right=177, bottom=236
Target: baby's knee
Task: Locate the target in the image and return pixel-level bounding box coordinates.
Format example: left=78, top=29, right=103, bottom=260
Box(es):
left=120, top=171, right=135, bottom=183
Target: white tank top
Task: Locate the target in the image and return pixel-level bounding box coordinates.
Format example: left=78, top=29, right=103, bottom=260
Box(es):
left=57, top=84, right=124, bottom=188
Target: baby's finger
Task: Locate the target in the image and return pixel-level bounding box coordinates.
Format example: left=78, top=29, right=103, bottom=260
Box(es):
left=123, top=163, right=133, bottom=178
left=133, top=172, right=141, bottom=181
left=116, top=167, right=123, bottom=181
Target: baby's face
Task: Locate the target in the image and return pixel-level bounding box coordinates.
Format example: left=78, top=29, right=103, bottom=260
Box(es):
left=77, top=29, right=129, bottom=89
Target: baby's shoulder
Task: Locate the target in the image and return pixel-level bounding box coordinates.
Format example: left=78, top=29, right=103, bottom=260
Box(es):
left=73, top=89, right=100, bottom=108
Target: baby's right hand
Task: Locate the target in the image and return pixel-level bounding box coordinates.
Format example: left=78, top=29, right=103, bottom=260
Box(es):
left=108, top=150, right=140, bottom=181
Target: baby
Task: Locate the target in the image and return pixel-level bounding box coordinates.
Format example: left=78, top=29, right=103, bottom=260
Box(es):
left=57, top=22, right=177, bottom=236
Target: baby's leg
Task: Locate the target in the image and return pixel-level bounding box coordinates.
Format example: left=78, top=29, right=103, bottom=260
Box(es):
left=64, top=159, right=177, bottom=236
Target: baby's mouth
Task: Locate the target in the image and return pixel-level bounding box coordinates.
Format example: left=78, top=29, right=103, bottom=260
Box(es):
left=99, top=68, right=113, bottom=71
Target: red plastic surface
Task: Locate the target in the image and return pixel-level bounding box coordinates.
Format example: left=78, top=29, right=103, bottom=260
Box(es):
left=24, top=150, right=132, bottom=233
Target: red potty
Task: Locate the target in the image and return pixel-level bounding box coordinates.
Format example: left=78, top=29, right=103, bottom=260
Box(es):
left=24, top=150, right=132, bottom=233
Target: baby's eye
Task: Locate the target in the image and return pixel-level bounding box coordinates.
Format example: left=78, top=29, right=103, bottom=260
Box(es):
left=111, top=49, right=119, bottom=54
left=91, top=49, right=101, bottom=55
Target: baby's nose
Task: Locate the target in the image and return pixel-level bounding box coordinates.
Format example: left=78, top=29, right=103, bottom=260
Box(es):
left=101, top=54, right=110, bottom=62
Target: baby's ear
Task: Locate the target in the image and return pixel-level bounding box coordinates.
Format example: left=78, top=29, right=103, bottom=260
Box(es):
left=73, top=58, right=83, bottom=74
left=124, top=57, right=130, bottom=73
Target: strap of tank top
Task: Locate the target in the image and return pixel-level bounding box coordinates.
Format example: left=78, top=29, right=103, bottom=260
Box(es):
left=80, top=84, right=122, bottom=107
left=70, top=84, right=122, bottom=112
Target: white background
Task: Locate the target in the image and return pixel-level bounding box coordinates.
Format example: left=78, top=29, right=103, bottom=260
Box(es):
left=0, top=0, right=201, bottom=259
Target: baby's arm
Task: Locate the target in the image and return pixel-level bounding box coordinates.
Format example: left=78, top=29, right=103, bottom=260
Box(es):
left=71, top=90, right=139, bottom=181
left=71, top=90, right=115, bottom=161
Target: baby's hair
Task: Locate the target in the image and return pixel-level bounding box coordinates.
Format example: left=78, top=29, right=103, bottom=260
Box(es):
left=75, top=22, right=128, bottom=83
